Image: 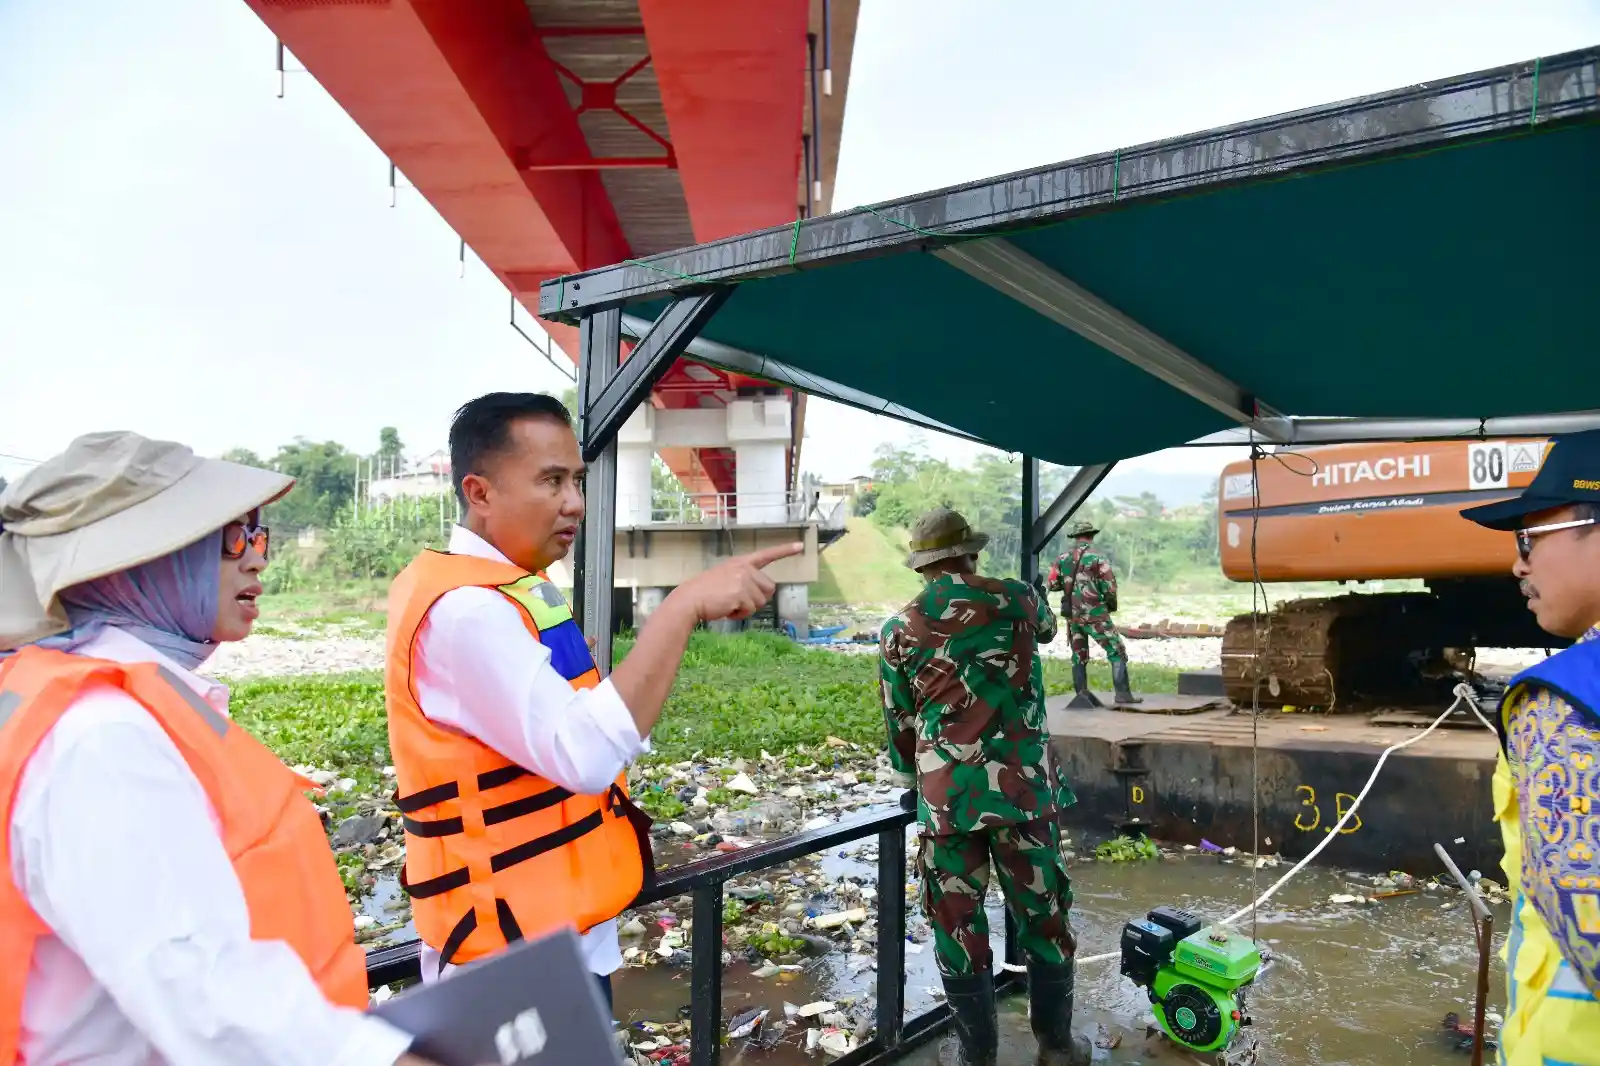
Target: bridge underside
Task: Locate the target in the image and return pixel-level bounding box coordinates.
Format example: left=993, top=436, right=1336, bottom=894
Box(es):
left=245, top=0, right=857, bottom=496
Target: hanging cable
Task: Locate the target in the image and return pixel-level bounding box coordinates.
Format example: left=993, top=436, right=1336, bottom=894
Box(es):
left=1249, top=439, right=1263, bottom=947
left=1075, top=682, right=1497, bottom=968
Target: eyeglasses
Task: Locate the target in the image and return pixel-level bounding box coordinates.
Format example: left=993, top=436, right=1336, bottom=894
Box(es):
left=222, top=522, right=270, bottom=560
left=1516, top=517, right=1596, bottom=561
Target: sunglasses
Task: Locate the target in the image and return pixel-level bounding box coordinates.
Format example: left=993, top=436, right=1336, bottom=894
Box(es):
left=1515, top=517, right=1596, bottom=562
left=221, top=522, right=271, bottom=560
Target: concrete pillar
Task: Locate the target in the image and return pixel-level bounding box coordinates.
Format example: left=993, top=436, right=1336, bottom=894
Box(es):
left=726, top=398, right=791, bottom=525
left=734, top=443, right=787, bottom=523
left=634, top=586, right=669, bottom=625
left=776, top=583, right=809, bottom=639
left=616, top=406, right=655, bottom=528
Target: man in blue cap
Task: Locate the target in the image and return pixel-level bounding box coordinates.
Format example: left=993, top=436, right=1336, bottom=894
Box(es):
left=1459, top=428, right=1600, bottom=1063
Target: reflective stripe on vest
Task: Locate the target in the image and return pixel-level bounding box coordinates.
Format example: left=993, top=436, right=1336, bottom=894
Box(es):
left=0, top=648, right=368, bottom=1063
left=1494, top=639, right=1600, bottom=1066
left=385, top=551, right=651, bottom=969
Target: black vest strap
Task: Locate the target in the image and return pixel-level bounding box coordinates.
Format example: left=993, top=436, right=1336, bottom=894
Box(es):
left=394, top=764, right=532, bottom=814
left=400, top=809, right=606, bottom=899
left=401, top=784, right=576, bottom=839
left=436, top=898, right=526, bottom=969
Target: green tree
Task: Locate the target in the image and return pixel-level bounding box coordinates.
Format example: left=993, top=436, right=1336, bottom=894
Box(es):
left=220, top=447, right=268, bottom=469
left=264, top=438, right=358, bottom=532
left=376, top=427, right=405, bottom=468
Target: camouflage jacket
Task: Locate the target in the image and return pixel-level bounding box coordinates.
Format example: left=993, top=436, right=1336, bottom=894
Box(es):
left=1045, top=543, right=1118, bottom=618
left=879, top=573, right=1074, bottom=835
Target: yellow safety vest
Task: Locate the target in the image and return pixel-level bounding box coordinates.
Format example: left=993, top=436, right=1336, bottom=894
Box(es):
left=1493, top=732, right=1600, bottom=1064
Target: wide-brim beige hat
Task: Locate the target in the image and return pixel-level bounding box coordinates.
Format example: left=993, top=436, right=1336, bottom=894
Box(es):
left=904, top=505, right=990, bottom=571
left=0, top=431, right=293, bottom=650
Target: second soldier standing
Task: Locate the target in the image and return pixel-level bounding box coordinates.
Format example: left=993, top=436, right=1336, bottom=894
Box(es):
left=1046, top=518, right=1140, bottom=706
left=880, top=507, right=1090, bottom=1066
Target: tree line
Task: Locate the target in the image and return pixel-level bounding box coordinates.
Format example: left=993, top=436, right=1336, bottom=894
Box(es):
left=217, top=424, right=1228, bottom=595
left=855, top=440, right=1224, bottom=591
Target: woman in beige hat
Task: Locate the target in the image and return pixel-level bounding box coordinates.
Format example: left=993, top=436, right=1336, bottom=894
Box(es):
left=0, top=432, right=436, bottom=1066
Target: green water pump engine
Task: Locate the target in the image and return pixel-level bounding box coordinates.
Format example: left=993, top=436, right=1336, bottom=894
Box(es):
left=1119, top=906, right=1262, bottom=1054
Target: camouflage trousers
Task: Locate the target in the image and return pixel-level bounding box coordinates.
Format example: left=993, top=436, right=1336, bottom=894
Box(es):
left=1068, top=613, right=1127, bottom=666
left=916, top=818, right=1074, bottom=977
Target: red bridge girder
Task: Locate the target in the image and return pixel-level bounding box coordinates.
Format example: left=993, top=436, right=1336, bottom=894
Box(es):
left=243, top=0, right=631, bottom=305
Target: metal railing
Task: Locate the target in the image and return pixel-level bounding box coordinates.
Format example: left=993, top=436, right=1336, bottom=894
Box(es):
left=364, top=806, right=1020, bottom=1066
left=619, top=490, right=834, bottom=528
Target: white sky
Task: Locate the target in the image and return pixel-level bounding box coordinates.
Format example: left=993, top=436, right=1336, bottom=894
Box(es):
left=3, top=0, right=1598, bottom=485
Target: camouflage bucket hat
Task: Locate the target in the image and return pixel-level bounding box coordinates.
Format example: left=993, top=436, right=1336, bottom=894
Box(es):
left=1066, top=519, right=1099, bottom=537
left=904, top=506, right=989, bottom=571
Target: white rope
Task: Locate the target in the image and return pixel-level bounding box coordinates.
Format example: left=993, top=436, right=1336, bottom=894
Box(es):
left=1073, top=682, right=1499, bottom=968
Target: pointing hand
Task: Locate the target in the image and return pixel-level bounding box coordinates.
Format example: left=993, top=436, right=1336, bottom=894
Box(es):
left=674, top=542, right=805, bottom=623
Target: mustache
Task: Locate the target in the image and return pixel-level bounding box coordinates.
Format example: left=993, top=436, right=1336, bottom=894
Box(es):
left=1521, top=579, right=1537, bottom=599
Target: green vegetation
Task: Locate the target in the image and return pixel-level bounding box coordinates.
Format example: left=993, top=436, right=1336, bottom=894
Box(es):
left=226, top=632, right=1181, bottom=787
left=1095, top=835, right=1161, bottom=863
left=251, top=580, right=389, bottom=637
left=229, top=673, right=391, bottom=797
left=856, top=441, right=1226, bottom=593
left=811, top=517, right=922, bottom=606
left=746, top=923, right=807, bottom=956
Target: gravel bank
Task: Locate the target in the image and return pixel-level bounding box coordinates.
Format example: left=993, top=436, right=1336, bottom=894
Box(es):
left=203, top=630, right=1547, bottom=683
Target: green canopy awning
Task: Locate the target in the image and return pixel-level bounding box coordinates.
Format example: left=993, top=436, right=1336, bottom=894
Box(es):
left=543, top=48, right=1600, bottom=468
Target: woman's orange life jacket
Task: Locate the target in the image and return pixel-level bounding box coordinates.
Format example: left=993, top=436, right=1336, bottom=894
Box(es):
left=0, top=647, right=369, bottom=1063
left=385, top=550, right=653, bottom=969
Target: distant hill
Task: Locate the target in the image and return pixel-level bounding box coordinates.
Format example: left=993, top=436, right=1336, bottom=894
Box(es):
left=812, top=517, right=922, bottom=606
left=1088, top=468, right=1219, bottom=510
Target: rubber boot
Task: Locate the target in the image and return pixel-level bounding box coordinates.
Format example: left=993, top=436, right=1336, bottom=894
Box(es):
left=1066, top=662, right=1104, bottom=709
left=937, top=970, right=998, bottom=1066
left=1111, top=660, right=1142, bottom=705
left=1027, top=960, right=1093, bottom=1066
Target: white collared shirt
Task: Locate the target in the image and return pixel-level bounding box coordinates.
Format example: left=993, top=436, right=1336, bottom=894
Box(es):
left=7, top=628, right=414, bottom=1066
left=411, top=525, right=648, bottom=982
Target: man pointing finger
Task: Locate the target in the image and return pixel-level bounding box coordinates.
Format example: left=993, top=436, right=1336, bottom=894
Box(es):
left=384, top=392, right=800, bottom=1010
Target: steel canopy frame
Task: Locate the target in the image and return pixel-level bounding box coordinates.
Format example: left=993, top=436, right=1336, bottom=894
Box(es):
left=536, top=51, right=1600, bottom=1059
left=539, top=47, right=1596, bottom=323
left=933, top=241, right=1285, bottom=439
left=544, top=46, right=1598, bottom=607
left=617, top=314, right=990, bottom=446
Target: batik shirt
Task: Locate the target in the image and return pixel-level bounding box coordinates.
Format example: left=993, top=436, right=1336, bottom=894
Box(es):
left=1505, top=623, right=1600, bottom=994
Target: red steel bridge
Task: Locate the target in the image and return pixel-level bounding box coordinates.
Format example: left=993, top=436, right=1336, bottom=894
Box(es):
left=243, top=0, right=858, bottom=506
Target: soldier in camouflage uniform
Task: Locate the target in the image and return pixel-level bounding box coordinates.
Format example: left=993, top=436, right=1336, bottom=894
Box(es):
left=1045, top=518, right=1140, bottom=706
left=880, top=507, right=1090, bottom=1066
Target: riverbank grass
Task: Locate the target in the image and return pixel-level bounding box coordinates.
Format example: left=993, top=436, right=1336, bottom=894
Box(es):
left=228, top=631, right=1179, bottom=784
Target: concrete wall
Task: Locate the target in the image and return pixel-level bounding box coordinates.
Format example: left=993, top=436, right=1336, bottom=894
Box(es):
left=614, top=523, right=819, bottom=589
left=1051, top=731, right=1502, bottom=876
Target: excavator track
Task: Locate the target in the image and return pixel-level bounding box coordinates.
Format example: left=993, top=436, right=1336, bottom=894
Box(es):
left=1219, top=593, right=1453, bottom=711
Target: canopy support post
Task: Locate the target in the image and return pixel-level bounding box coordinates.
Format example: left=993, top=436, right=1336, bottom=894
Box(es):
left=575, top=308, right=623, bottom=675
left=1020, top=457, right=1040, bottom=587
left=1034, top=463, right=1115, bottom=550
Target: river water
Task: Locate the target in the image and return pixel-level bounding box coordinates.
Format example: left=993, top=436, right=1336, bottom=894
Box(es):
left=364, top=819, right=1506, bottom=1065
left=605, top=824, right=1505, bottom=1066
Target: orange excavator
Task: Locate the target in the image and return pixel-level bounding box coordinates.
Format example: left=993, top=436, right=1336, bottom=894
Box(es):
left=1214, top=437, right=1566, bottom=709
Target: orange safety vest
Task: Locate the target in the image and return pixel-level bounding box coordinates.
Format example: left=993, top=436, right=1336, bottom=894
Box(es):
left=385, top=550, right=653, bottom=969
left=0, top=647, right=368, bottom=1062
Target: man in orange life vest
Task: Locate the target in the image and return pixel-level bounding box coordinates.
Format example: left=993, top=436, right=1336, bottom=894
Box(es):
left=0, top=432, right=439, bottom=1066
left=385, top=392, right=802, bottom=1006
